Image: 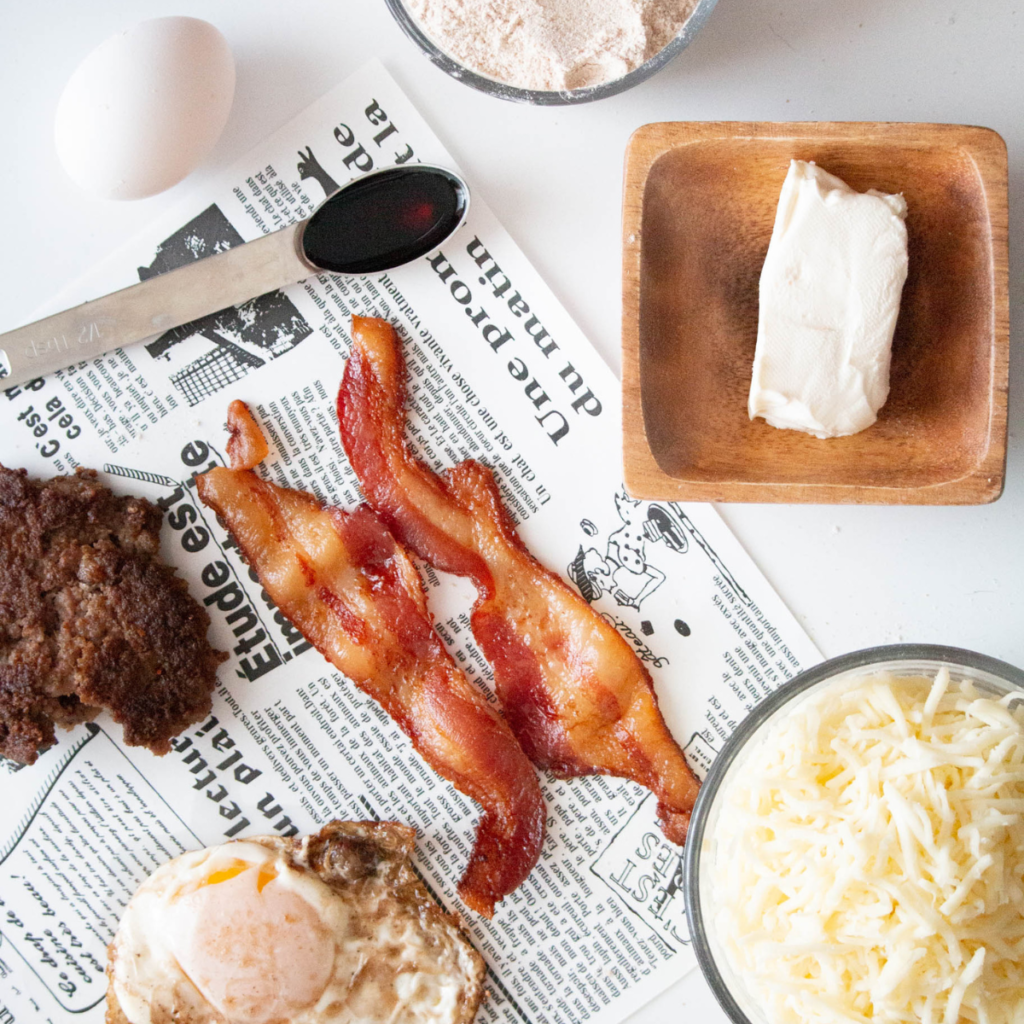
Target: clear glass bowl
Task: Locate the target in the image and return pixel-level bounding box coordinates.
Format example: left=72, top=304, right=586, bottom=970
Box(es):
left=683, top=643, right=1024, bottom=1024
left=383, top=0, right=720, bottom=105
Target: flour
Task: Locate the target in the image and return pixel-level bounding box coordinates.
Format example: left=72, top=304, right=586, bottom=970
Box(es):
left=405, top=0, right=699, bottom=92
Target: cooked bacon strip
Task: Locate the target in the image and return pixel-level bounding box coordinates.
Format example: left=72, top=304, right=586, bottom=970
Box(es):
left=197, top=419, right=545, bottom=917
left=225, top=399, right=269, bottom=470
left=338, top=317, right=700, bottom=843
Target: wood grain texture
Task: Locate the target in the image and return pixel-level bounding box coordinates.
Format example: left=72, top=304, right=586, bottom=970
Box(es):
left=621, top=122, right=1009, bottom=505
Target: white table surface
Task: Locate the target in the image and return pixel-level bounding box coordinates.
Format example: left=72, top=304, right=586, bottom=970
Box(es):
left=1, top=1, right=1021, bottom=1021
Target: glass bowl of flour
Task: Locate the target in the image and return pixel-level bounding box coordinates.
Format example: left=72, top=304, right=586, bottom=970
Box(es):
left=384, top=0, right=719, bottom=104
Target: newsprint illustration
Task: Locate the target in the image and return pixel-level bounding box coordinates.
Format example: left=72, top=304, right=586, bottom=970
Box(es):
left=0, top=61, right=821, bottom=1024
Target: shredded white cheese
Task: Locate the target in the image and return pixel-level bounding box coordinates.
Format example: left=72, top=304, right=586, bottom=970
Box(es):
left=711, top=670, right=1024, bottom=1024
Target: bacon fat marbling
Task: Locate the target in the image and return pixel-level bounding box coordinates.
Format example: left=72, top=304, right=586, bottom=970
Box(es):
left=338, top=317, right=699, bottom=843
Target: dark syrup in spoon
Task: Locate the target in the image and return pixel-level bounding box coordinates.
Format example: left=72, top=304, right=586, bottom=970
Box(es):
left=301, top=166, right=468, bottom=275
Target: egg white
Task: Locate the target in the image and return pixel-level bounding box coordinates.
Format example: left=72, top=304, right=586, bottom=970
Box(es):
left=110, top=841, right=469, bottom=1024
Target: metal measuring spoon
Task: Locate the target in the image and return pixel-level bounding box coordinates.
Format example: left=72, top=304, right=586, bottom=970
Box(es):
left=0, top=164, right=469, bottom=388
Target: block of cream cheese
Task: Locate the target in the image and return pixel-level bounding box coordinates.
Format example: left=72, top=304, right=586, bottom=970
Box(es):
left=748, top=160, right=909, bottom=438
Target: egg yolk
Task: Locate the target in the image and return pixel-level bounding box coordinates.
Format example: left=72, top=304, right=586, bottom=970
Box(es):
left=192, top=859, right=278, bottom=892
left=168, top=860, right=334, bottom=1024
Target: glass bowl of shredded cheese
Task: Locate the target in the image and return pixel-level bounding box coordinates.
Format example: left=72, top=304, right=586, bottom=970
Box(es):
left=383, top=0, right=719, bottom=105
left=684, top=644, right=1024, bottom=1024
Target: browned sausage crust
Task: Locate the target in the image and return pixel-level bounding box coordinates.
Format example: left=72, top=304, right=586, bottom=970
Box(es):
left=0, top=464, right=225, bottom=763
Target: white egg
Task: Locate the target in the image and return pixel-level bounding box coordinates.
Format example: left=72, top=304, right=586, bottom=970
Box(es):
left=54, top=17, right=235, bottom=200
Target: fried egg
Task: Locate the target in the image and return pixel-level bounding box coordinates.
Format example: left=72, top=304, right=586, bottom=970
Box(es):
left=107, top=822, right=484, bottom=1024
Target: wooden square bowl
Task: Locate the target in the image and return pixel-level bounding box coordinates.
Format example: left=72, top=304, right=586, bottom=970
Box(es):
left=622, top=122, right=1009, bottom=504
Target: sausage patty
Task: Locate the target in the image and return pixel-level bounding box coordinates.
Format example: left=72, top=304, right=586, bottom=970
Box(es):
left=0, top=465, right=225, bottom=764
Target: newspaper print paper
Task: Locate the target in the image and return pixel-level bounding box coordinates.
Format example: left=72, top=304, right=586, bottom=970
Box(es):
left=0, top=60, right=821, bottom=1024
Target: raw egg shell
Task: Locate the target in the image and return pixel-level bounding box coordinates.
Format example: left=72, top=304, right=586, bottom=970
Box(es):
left=54, top=17, right=235, bottom=200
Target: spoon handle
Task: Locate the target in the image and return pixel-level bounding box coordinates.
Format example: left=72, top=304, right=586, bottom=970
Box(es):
left=0, top=222, right=313, bottom=389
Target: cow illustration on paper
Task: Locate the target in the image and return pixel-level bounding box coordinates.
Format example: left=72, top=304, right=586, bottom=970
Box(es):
left=138, top=204, right=313, bottom=407
left=568, top=491, right=679, bottom=610
left=568, top=491, right=753, bottom=612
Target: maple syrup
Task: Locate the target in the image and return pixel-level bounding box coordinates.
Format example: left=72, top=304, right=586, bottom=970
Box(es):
left=301, top=165, right=469, bottom=275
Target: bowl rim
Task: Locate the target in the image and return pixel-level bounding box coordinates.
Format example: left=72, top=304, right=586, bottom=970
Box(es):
left=382, top=0, right=720, bottom=105
left=682, top=642, right=1024, bottom=1024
